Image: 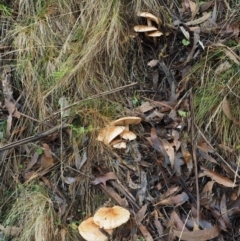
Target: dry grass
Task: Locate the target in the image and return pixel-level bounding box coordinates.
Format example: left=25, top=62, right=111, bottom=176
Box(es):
left=192, top=42, right=240, bottom=150
left=0, top=0, right=163, bottom=240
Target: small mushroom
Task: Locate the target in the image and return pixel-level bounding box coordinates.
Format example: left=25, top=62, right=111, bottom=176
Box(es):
left=97, top=126, right=125, bottom=145
left=120, top=130, right=136, bottom=141
left=111, top=117, right=141, bottom=131
left=134, top=25, right=158, bottom=32
left=110, top=139, right=127, bottom=149
left=78, top=217, right=113, bottom=241
left=138, top=12, right=160, bottom=26
left=93, top=206, right=130, bottom=229
left=147, top=31, right=163, bottom=37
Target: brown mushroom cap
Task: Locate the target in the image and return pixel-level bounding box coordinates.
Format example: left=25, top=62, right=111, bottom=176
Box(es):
left=134, top=25, right=157, bottom=32
left=120, top=131, right=136, bottom=141
left=78, top=217, right=113, bottom=241
left=147, top=31, right=163, bottom=37
left=138, top=12, right=160, bottom=25
left=93, top=206, right=130, bottom=229
left=97, top=126, right=125, bottom=145
left=110, top=139, right=127, bottom=149
left=111, top=117, right=141, bottom=126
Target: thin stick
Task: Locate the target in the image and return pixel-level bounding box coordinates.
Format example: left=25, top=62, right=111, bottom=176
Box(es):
left=190, top=90, right=200, bottom=225
left=41, top=82, right=137, bottom=122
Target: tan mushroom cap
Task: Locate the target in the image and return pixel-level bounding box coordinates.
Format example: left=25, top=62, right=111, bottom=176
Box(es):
left=78, top=217, right=113, bottom=241
left=111, top=117, right=142, bottom=126
left=97, top=126, right=125, bottom=145
left=111, top=139, right=127, bottom=149
left=93, top=206, right=130, bottom=229
left=147, top=31, right=163, bottom=37
left=134, top=25, right=158, bottom=32
left=120, top=131, right=136, bottom=141
left=138, top=12, right=160, bottom=25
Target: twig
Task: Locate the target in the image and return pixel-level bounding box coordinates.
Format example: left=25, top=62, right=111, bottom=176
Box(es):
left=41, top=82, right=137, bottom=122
left=189, top=90, right=200, bottom=225
left=0, top=123, right=68, bottom=152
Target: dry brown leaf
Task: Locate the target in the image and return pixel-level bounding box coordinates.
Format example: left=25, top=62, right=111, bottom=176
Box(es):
left=91, top=172, right=117, bottom=186
left=220, top=194, right=230, bottom=227
left=200, top=1, right=214, bottom=12
left=155, top=192, right=189, bottom=206
left=201, top=167, right=236, bottom=188
left=191, top=205, right=212, bottom=229
left=135, top=204, right=148, bottom=225
left=138, top=101, right=154, bottom=113
left=161, top=138, right=175, bottom=168
left=139, top=224, right=154, bottom=241
left=161, top=186, right=180, bottom=199
left=181, top=142, right=193, bottom=171
left=26, top=151, right=39, bottom=171
left=201, top=180, right=215, bottom=200
left=170, top=211, right=189, bottom=231
left=40, top=143, right=54, bottom=168
left=173, top=225, right=220, bottom=241
left=153, top=210, right=163, bottom=236
left=152, top=69, right=159, bottom=89
left=222, top=96, right=240, bottom=125
left=189, top=0, right=199, bottom=19
left=148, top=128, right=170, bottom=165
left=185, top=12, right=211, bottom=26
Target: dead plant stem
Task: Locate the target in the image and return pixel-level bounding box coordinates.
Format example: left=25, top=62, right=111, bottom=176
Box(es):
left=190, top=90, right=200, bottom=225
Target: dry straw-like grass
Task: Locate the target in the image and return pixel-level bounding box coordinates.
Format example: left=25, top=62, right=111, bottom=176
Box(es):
left=1, top=0, right=162, bottom=240
left=192, top=43, right=240, bottom=151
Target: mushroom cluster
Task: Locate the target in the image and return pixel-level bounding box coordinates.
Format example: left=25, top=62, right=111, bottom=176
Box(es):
left=78, top=206, right=130, bottom=241
left=134, top=12, right=163, bottom=44
left=97, top=117, right=141, bottom=148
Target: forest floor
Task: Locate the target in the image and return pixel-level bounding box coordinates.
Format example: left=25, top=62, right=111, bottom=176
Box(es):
left=0, top=1, right=240, bottom=241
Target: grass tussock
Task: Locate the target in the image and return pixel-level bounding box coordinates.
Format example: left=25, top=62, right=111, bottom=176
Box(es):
left=4, top=184, right=57, bottom=241
left=192, top=42, right=240, bottom=149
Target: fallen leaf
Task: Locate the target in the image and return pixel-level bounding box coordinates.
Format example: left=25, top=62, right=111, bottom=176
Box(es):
left=64, top=176, right=76, bottom=184
left=26, top=151, right=39, bottom=171
left=148, top=128, right=170, bottom=166
left=91, top=172, right=117, bottom=186
left=185, top=12, right=211, bottom=26
left=161, top=138, right=175, bottom=168
left=135, top=204, right=148, bottom=225
left=200, top=1, right=214, bottom=12
left=189, top=0, right=199, bottom=19
left=170, top=211, right=189, bottom=231
left=222, top=96, right=240, bottom=125
left=180, top=26, right=190, bottom=40
left=220, top=194, right=230, bottom=227
left=191, top=205, right=212, bottom=229
left=40, top=143, right=54, bottom=168
left=155, top=192, right=189, bottom=206
left=161, top=186, right=180, bottom=199
left=138, top=101, right=154, bottom=113
left=153, top=210, right=163, bottom=236
left=139, top=224, right=154, bottom=241
left=201, top=167, right=236, bottom=188
left=152, top=69, right=159, bottom=89
left=173, top=225, right=220, bottom=241
left=181, top=142, right=193, bottom=171
left=201, top=180, right=215, bottom=200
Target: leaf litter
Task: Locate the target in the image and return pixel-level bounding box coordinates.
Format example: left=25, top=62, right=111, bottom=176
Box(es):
left=1, top=1, right=240, bottom=240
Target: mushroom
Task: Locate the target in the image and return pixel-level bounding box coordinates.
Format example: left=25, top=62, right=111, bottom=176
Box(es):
left=138, top=12, right=160, bottom=26
left=93, top=206, right=130, bottom=229
left=110, top=139, right=127, bottom=149
left=147, top=31, right=163, bottom=37
left=97, top=126, right=125, bottom=145
left=120, top=130, right=136, bottom=141
left=111, top=117, right=141, bottom=131
left=78, top=217, right=113, bottom=241
left=135, top=12, right=162, bottom=45
left=134, top=25, right=158, bottom=33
